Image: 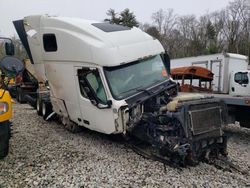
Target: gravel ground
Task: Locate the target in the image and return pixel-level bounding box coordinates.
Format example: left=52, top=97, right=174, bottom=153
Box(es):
left=0, top=103, right=250, bottom=188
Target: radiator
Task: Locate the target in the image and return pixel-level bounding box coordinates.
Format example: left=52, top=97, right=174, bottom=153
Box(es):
left=189, top=106, right=222, bottom=135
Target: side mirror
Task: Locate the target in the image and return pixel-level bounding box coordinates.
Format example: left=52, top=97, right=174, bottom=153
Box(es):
left=5, top=42, right=15, bottom=56
left=0, top=56, right=24, bottom=92
left=0, top=56, right=24, bottom=77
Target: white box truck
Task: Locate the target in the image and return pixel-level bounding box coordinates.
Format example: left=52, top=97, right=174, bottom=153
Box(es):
left=171, top=53, right=249, bottom=93
left=171, top=53, right=250, bottom=127
left=13, top=15, right=228, bottom=166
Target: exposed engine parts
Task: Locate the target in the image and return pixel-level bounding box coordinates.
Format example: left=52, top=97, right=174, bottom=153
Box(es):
left=125, top=87, right=229, bottom=167
left=129, top=113, right=190, bottom=166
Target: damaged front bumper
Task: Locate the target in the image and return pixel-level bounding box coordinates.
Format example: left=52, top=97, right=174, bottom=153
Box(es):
left=128, top=97, right=228, bottom=166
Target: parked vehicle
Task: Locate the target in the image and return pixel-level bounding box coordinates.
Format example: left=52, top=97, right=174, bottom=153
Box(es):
left=15, top=59, right=38, bottom=104
left=14, top=15, right=228, bottom=165
left=171, top=53, right=250, bottom=127
left=0, top=38, right=24, bottom=158
left=170, top=66, right=214, bottom=93
left=171, top=53, right=249, bottom=94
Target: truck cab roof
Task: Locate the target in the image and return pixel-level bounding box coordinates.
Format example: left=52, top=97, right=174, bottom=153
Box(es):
left=18, top=15, right=164, bottom=67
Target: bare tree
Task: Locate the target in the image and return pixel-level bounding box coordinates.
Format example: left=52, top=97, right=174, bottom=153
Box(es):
left=146, top=0, right=250, bottom=59
left=151, top=9, right=177, bottom=35
left=151, top=9, right=165, bottom=33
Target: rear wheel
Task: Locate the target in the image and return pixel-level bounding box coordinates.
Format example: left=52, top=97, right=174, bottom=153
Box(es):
left=16, top=87, right=20, bottom=102
left=42, top=101, right=52, bottom=120
left=36, top=98, right=42, bottom=116
left=0, top=121, right=11, bottom=159
left=16, top=87, right=25, bottom=103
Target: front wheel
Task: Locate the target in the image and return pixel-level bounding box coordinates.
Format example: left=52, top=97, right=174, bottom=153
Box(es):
left=0, top=121, right=11, bottom=159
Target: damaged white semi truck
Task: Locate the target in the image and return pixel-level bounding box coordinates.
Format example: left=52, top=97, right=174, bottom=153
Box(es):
left=13, top=15, right=228, bottom=166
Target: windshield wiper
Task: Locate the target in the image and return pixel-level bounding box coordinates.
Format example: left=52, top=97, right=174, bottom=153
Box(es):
left=136, top=88, right=152, bottom=95
left=119, top=85, right=144, bottom=95
left=138, top=79, right=167, bottom=95
left=119, top=79, right=166, bottom=97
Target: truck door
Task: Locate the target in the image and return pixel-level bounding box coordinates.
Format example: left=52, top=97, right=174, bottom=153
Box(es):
left=74, top=66, right=116, bottom=134
left=210, top=60, right=222, bottom=92
left=229, top=71, right=250, bottom=96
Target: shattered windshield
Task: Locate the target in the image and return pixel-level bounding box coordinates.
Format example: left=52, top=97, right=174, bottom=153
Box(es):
left=104, top=55, right=168, bottom=100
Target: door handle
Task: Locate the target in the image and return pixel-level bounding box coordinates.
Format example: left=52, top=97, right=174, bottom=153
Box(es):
left=231, top=87, right=235, bottom=92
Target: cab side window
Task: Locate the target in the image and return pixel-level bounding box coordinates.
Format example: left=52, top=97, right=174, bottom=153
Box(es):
left=234, top=72, right=249, bottom=85
left=78, top=68, right=108, bottom=104
left=43, top=34, right=57, bottom=52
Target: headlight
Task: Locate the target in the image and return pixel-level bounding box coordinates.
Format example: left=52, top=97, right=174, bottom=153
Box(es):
left=0, top=102, right=9, bottom=114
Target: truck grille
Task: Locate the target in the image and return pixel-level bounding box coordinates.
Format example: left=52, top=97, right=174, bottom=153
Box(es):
left=189, top=106, right=222, bottom=135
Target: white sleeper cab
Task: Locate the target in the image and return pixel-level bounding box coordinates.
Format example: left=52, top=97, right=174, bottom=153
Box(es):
left=14, top=15, right=228, bottom=166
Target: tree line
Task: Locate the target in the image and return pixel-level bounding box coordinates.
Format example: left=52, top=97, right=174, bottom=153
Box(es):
left=105, top=0, right=250, bottom=59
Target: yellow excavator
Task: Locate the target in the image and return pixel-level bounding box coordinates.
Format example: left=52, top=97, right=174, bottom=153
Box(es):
left=0, top=38, right=24, bottom=159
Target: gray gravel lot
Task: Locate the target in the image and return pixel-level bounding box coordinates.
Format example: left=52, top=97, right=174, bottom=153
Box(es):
left=0, top=103, right=250, bottom=187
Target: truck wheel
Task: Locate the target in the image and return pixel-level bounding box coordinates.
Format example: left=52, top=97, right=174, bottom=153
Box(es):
left=16, top=87, right=25, bottom=103
left=0, top=121, right=11, bottom=159
left=36, top=98, right=42, bottom=116
left=16, top=87, right=20, bottom=102
left=16, top=89, right=19, bottom=102
left=42, top=102, right=52, bottom=120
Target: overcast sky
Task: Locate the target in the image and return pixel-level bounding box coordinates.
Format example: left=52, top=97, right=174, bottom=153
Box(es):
left=1, top=0, right=232, bottom=37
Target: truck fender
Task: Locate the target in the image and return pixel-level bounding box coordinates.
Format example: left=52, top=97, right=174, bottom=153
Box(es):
left=50, top=97, right=69, bottom=118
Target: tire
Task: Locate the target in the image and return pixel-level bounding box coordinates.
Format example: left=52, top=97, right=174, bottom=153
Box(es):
left=0, top=121, right=10, bottom=159
left=16, top=87, right=25, bottom=103
left=16, top=87, right=20, bottom=103
left=36, top=98, right=42, bottom=116
left=42, top=101, right=52, bottom=120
